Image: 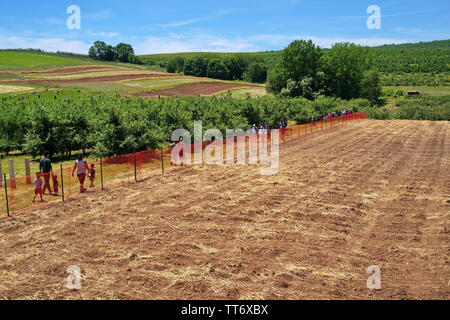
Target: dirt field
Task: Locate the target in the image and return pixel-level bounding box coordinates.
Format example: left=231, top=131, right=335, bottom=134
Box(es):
left=0, top=120, right=448, bottom=300
left=3, top=73, right=177, bottom=85
left=131, top=82, right=264, bottom=97
left=20, top=65, right=122, bottom=75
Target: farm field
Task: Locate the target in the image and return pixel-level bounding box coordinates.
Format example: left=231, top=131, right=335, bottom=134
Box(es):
left=0, top=120, right=448, bottom=299
left=129, top=82, right=264, bottom=98
left=0, top=52, right=265, bottom=96
left=0, top=84, right=34, bottom=94
left=383, top=86, right=450, bottom=97
left=0, top=52, right=97, bottom=71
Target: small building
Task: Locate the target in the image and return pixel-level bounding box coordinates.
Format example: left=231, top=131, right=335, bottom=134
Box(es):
left=407, top=91, right=421, bottom=96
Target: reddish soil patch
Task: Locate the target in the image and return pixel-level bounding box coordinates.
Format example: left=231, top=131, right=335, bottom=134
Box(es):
left=21, top=65, right=120, bottom=75
left=0, top=120, right=448, bottom=299
left=4, top=73, right=178, bottom=85
left=131, top=82, right=264, bottom=97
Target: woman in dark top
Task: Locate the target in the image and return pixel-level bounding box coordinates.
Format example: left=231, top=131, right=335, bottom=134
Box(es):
left=39, top=151, right=53, bottom=195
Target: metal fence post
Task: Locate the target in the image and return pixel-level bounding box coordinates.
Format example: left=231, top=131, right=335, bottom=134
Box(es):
left=25, top=159, right=32, bottom=184
left=134, top=153, right=138, bottom=182
left=8, top=159, right=16, bottom=189
left=100, top=158, right=104, bottom=190
left=160, top=147, right=165, bottom=175
left=60, top=164, right=65, bottom=202
left=4, top=174, right=9, bottom=217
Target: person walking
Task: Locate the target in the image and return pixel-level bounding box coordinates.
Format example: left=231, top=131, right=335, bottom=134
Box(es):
left=32, top=172, right=44, bottom=202
left=39, top=151, right=53, bottom=195
left=88, top=164, right=96, bottom=188
left=72, top=154, right=89, bottom=193
left=170, top=137, right=186, bottom=166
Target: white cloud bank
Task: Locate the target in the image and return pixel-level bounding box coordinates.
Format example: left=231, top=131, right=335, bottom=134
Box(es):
left=134, top=33, right=409, bottom=54
left=249, top=34, right=408, bottom=48
left=0, top=33, right=410, bottom=55
left=134, top=34, right=260, bottom=54
left=0, top=36, right=90, bottom=53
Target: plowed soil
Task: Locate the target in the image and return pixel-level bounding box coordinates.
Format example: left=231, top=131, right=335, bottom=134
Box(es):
left=131, top=82, right=264, bottom=97
left=21, top=65, right=121, bottom=75
left=4, top=73, right=177, bottom=84
left=0, top=66, right=121, bottom=75
left=0, top=120, right=448, bottom=300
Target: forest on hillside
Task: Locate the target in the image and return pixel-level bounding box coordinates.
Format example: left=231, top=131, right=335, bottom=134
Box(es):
left=139, top=40, right=450, bottom=86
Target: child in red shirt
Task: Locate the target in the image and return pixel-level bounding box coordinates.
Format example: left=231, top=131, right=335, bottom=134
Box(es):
left=32, top=173, right=44, bottom=202
left=88, top=164, right=96, bottom=188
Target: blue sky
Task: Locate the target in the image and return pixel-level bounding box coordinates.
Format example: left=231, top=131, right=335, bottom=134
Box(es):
left=0, top=0, right=449, bottom=54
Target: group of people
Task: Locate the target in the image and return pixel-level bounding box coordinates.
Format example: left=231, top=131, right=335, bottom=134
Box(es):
left=311, top=110, right=354, bottom=122
left=252, top=124, right=270, bottom=135
left=251, top=120, right=288, bottom=136
left=32, top=152, right=97, bottom=202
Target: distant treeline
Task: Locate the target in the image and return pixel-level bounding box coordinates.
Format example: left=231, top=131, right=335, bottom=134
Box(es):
left=139, top=39, right=450, bottom=86
left=380, top=72, right=450, bottom=86
left=141, top=52, right=277, bottom=84
left=365, top=95, right=450, bottom=121
left=0, top=48, right=92, bottom=60
left=88, top=41, right=143, bottom=65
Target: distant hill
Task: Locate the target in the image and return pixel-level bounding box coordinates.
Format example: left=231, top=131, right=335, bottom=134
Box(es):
left=0, top=50, right=150, bottom=72
left=372, top=40, right=450, bottom=74
left=374, top=39, right=450, bottom=49
left=0, top=51, right=98, bottom=71
left=2, top=39, right=448, bottom=75
left=138, top=39, right=450, bottom=74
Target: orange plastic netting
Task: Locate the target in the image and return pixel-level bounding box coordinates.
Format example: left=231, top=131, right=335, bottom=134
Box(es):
left=0, top=113, right=366, bottom=217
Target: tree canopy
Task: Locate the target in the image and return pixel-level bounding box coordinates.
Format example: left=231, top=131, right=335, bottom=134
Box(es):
left=88, top=41, right=142, bottom=64
left=268, top=40, right=381, bottom=103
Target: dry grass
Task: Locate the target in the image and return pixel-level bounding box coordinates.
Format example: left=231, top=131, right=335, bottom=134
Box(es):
left=0, top=120, right=449, bottom=300
left=0, top=85, right=34, bottom=94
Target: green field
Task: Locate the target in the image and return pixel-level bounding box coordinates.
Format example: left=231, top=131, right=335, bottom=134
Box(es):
left=0, top=51, right=262, bottom=95
left=0, top=51, right=162, bottom=72
left=0, top=84, right=35, bottom=94
left=383, top=86, right=450, bottom=97
left=0, top=52, right=97, bottom=71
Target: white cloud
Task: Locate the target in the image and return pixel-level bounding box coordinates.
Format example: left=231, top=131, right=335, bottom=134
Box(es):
left=249, top=34, right=408, bottom=48
left=327, top=8, right=441, bottom=22
left=43, top=17, right=65, bottom=25
left=394, top=27, right=423, bottom=34
left=135, top=34, right=259, bottom=54
left=157, top=10, right=233, bottom=28
left=0, top=32, right=411, bottom=56
left=84, top=10, right=113, bottom=21
left=86, top=31, right=120, bottom=38
left=0, top=36, right=90, bottom=53
left=134, top=33, right=410, bottom=54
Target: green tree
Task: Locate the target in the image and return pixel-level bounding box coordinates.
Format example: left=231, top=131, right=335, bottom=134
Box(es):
left=267, top=67, right=289, bottom=94
left=166, top=59, right=177, bottom=73
left=224, top=57, right=245, bottom=80
left=267, top=40, right=322, bottom=97
left=281, top=40, right=323, bottom=82
left=88, top=41, right=115, bottom=61
left=243, top=63, right=267, bottom=83
left=184, top=57, right=208, bottom=77
left=360, top=70, right=382, bottom=106
left=322, top=43, right=374, bottom=99
left=115, top=43, right=135, bottom=63
left=207, top=59, right=229, bottom=80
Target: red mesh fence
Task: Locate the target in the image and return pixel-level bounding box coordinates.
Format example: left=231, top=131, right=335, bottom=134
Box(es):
left=0, top=113, right=366, bottom=217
